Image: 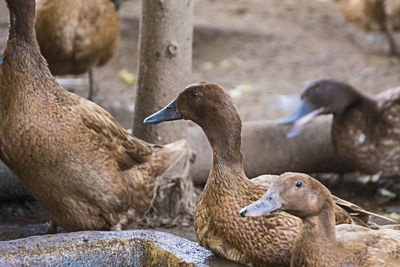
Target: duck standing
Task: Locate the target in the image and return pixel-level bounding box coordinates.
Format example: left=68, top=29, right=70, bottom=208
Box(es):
left=0, top=0, right=187, bottom=233
left=35, top=0, right=121, bottom=100
left=241, top=172, right=400, bottom=267
left=144, top=82, right=386, bottom=266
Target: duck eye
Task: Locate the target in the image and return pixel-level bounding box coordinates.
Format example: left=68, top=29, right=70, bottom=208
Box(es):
left=191, top=91, right=199, bottom=98
left=296, top=181, right=302, bottom=188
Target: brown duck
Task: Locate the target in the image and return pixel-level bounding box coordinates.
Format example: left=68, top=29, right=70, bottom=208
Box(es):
left=143, top=82, right=387, bottom=266
left=0, top=0, right=186, bottom=233
left=334, top=0, right=400, bottom=56
left=241, top=172, right=400, bottom=267
left=280, top=79, right=400, bottom=177
left=35, top=0, right=121, bottom=100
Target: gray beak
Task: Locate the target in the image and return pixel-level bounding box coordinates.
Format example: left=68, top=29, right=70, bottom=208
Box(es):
left=277, top=101, right=324, bottom=138
left=240, top=188, right=282, bottom=217
left=143, top=98, right=183, bottom=124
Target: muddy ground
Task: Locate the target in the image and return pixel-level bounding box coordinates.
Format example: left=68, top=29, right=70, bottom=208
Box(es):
left=1, top=0, right=400, bottom=264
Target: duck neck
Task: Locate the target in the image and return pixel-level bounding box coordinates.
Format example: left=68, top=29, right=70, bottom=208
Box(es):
left=297, top=199, right=337, bottom=259
left=336, top=91, right=378, bottom=119
left=2, top=0, right=62, bottom=99
left=302, top=206, right=336, bottom=243
left=202, top=112, right=244, bottom=173
left=357, top=95, right=380, bottom=122
left=293, top=202, right=340, bottom=266
left=7, top=0, right=37, bottom=44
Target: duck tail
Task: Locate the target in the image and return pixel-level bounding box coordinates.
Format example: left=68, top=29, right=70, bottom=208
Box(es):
left=124, top=139, right=189, bottom=218
left=332, top=195, right=397, bottom=225
left=150, top=139, right=189, bottom=177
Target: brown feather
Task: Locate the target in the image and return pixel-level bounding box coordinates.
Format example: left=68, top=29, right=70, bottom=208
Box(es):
left=334, top=0, right=400, bottom=31
left=35, top=0, right=119, bottom=75
left=332, top=86, right=400, bottom=176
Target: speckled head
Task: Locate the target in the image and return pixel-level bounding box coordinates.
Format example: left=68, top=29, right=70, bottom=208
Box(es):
left=278, top=79, right=362, bottom=138
left=240, top=172, right=332, bottom=219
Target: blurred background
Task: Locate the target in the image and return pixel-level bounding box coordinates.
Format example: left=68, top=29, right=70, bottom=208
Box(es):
left=1, top=0, right=399, bottom=128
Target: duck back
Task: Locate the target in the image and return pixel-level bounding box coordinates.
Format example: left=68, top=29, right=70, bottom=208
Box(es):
left=332, top=87, right=400, bottom=176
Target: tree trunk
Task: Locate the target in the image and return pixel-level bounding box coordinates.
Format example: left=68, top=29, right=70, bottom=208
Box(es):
left=133, top=0, right=194, bottom=144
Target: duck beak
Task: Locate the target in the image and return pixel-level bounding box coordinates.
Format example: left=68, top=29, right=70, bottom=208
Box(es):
left=143, top=98, right=183, bottom=124
left=240, top=188, right=282, bottom=217
left=277, top=101, right=324, bottom=138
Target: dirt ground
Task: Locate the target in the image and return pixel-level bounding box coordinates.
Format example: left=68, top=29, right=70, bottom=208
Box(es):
left=1, top=0, right=400, bottom=261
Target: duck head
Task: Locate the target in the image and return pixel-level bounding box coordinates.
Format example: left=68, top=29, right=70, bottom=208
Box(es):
left=144, top=82, right=243, bottom=165
left=279, top=80, right=361, bottom=138
left=240, top=172, right=331, bottom=219
left=144, top=82, right=241, bottom=131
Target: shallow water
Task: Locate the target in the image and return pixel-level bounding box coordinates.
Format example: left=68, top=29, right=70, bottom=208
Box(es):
left=0, top=200, right=243, bottom=266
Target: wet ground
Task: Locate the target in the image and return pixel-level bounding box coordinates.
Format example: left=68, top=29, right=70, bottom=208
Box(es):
left=1, top=0, right=400, bottom=265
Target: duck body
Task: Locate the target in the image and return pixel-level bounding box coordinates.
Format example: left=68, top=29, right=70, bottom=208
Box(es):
left=195, top=165, right=299, bottom=266
left=35, top=0, right=120, bottom=100
left=332, top=87, right=400, bottom=175
left=334, top=0, right=400, bottom=56
left=335, top=0, right=400, bottom=31
left=292, top=224, right=400, bottom=266
left=335, top=0, right=386, bottom=31
left=35, top=0, right=119, bottom=76
left=144, top=82, right=385, bottom=266
left=241, top=173, right=400, bottom=267
left=1, top=0, right=185, bottom=232
left=281, top=80, right=400, bottom=177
